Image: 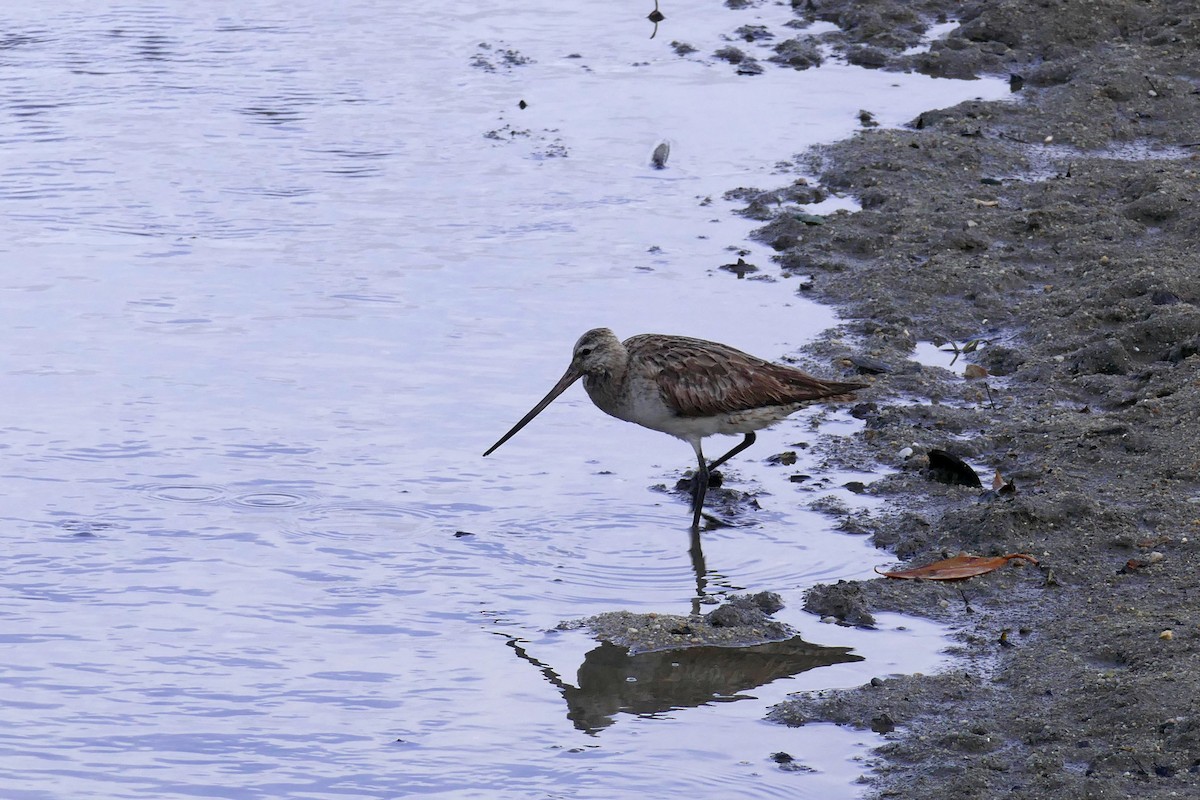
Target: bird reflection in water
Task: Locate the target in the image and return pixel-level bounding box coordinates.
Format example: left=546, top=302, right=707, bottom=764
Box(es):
left=506, top=634, right=862, bottom=733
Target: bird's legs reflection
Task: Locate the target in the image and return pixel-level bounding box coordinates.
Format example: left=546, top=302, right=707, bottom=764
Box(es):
left=504, top=635, right=569, bottom=692
left=688, top=526, right=707, bottom=616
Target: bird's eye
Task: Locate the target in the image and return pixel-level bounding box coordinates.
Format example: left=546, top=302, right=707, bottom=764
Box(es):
left=578, top=347, right=594, bottom=358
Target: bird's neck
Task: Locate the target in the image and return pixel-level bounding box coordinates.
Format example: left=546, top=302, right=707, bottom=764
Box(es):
left=582, top=359, right=629, bottom=417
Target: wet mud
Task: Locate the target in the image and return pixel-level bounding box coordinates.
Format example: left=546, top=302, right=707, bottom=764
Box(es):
left=576, top=592, right=792, bottom=653
left=739, top=1, right=1200, bottom=797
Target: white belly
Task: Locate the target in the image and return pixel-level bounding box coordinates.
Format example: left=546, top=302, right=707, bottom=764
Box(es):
left=655, top=404, right=801, bottom=439
left=603, top=390, right=801, bottom=441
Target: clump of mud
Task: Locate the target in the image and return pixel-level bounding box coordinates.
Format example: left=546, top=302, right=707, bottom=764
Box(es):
left=572, top=592, right=790, bottom=653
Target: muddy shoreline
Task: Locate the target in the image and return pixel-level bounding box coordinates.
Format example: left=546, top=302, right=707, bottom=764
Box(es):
left=723, top=1, right=1200, bottom=797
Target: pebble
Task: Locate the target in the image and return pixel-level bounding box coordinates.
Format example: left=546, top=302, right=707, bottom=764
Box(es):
left=1160, top=630, right=1174, bottom=641
left=651, top=141, right=670, bottom=169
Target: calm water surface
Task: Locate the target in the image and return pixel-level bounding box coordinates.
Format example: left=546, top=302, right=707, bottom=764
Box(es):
left=0, top=2, right=1007, bottom=797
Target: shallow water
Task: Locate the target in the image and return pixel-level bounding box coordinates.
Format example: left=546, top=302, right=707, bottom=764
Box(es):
left=1, top=2, right=1008, bottom=797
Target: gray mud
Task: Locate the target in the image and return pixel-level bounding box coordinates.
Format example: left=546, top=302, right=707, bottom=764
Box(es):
left=728, top=1, right=1200, bottom=797
left=574, top=592, right=791, bottom=652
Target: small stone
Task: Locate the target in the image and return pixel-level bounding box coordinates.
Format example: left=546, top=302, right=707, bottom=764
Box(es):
left=1147, top=551, right=1165, bottom=564
left=714, top=46, right=746, bottom=64
left=1160, top=630, right=1174, bottom=641
left=850, top=355, right=890, bottom=375
left=898, top=446, right=914, bottom=460
left=871, top=713, right=896, bottom=733
left=651, top=141, right=670, bottom=169
left=735, top=59, right=764, bottom=76
left=821, top=615, right=837, bottom=624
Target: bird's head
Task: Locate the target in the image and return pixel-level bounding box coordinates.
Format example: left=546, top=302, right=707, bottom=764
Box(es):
left=570, top=327, right=623, bottom=376
left=483, top=328, right=623, bottom=457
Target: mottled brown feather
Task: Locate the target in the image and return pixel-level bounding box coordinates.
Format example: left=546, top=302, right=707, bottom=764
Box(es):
left=624, top=334, right=866, bottom=419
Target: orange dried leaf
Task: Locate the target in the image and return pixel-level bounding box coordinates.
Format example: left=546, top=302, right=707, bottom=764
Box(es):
left=964, top=364, right=989, bottom=380
left=876, top=553, right=1039, bottom=581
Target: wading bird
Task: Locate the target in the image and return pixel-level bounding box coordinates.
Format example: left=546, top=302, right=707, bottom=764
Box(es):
left=484, top=328, right=867, bottom=528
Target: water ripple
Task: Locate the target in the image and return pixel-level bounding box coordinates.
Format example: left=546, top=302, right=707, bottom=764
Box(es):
left=232, top=492, right=307, bottom=509
left=146, top=484, right=226, bottom=503
left=52, top=441, right=158, bottom=461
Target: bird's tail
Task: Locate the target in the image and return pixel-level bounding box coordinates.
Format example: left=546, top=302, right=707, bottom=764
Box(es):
left=807, top=379, right=869, bottom=402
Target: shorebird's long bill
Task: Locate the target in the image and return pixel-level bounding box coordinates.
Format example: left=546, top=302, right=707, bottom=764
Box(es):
left=483, top=366, right=582, bottom=456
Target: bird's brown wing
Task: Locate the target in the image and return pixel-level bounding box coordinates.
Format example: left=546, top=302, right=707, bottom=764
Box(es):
left=625, top=334, right=865, bottom=419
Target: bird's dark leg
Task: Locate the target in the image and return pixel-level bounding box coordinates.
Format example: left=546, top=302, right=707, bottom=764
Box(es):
left=707, top=432, right=757, bottom=472
left=690, top=441, right=708, bottom=530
